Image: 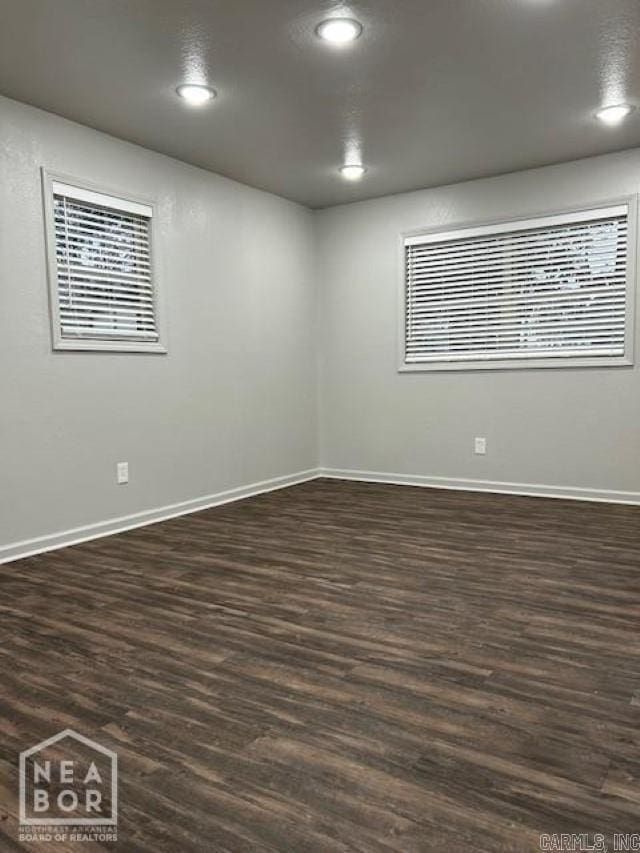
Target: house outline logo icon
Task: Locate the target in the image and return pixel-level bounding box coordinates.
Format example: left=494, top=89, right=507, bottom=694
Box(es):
left=19, top=729, right=118, bottom=826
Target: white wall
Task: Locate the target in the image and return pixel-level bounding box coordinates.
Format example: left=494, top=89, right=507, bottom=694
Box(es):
left=316, top=151, right=640, bottom=499
left=0, top=96, right=317, bottom=554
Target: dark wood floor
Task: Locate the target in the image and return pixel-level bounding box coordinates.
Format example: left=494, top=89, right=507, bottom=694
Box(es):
left=1, top=479, right=640, bottom=852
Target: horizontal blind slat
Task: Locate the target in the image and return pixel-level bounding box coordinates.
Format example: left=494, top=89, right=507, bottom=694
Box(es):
left=60, top=300, right=156, bottom=316
left=407, top=325, right=624, bottom=342
left=406, top=338, right=625, bottom=352
left=61, top=317, right=158, bottom=330
left=54, top=206, right=150, bottom=234
left=61, top=326, right=159, bottom=340
left=407, top=319, right=627, bottom=338
left=55, top=222, right=151, bottom=252
left=55, top=235, right=151, bottom=262
left=407, top=256, right=627, bottom=286
left=407, top=238, right=627, bottom=274
left=408, top=297, right=625, bottom=321
left=57, top=286, right=154, bottom=302
left=57, top=269, right=152, bottom=287
left=406, top=347, right=624, bottom=363
left=407, top=329, right=623, bottom=350
left=57, top=254, right=152, bottom=271
left=408, top=280, right=626, bottom=305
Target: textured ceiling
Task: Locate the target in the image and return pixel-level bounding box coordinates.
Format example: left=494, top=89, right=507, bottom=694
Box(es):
left=1, top=0, right=640, bottom=208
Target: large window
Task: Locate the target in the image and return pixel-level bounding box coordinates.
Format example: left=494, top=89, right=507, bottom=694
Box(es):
left=43, top=172, right=165, bottom=352
left=401, top=202, right=636, bottom=371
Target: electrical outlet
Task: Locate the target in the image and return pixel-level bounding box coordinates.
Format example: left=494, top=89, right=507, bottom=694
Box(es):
left=116, top=462, right=129, bottom=484
left=474, top=437, right=487, bottom=455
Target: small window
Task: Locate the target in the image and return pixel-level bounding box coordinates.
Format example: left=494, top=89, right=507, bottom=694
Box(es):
left=401, top=202, right=636, bottom=371
left=43, top=173, right=165, bottom=352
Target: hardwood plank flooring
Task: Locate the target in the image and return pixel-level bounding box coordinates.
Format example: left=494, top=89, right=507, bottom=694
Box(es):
left=1, top=478, right=640, bottom=851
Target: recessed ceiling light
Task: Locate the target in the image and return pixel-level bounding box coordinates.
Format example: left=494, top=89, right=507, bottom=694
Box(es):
left=595, top=103, right=634, bottom=126
left=316, top=18, right=363, bottom=44
left=340, top=164, right=366, bottom=181
left=176, top=84, right=216, bottom=106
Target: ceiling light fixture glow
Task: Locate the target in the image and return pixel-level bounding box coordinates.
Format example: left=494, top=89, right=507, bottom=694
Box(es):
left=176, top=84, right=216, bottom=106
left=340, top=164, right=366, bottom=181
left=316, top=18, right=363, bottom=44
left=595, top=103, right=634, bottom=126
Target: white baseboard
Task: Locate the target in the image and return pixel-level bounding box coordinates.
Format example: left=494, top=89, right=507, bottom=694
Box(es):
left=3, top=465, right=637, bottom=565
left=0, top=468, right=320, bottom=565
left=318, top=467, right=640, bottom=506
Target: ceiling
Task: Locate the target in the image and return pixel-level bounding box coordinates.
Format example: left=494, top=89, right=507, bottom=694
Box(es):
left=1, top=0, right=640, bottom=208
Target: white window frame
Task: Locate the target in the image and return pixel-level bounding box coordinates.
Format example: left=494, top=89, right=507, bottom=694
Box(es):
left=398, top=198, right=638, bottom=372
left=42, top=169, right=167, bottom=353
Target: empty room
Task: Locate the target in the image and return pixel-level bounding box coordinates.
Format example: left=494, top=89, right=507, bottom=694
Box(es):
left=1, top=1, right=640, bottom=850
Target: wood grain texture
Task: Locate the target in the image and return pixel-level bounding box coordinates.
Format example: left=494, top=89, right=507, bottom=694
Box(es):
left=1, top=478, right=639, bottom=851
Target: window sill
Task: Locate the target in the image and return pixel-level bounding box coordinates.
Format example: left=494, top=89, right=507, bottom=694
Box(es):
left=398, top=355, right=634, bottom=373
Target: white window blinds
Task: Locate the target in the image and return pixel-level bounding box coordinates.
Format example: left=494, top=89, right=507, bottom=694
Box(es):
left=404, top=204, right=632, bottom=367
left=51, top=181, right=159, bottom=347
